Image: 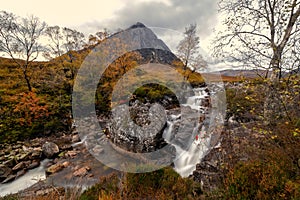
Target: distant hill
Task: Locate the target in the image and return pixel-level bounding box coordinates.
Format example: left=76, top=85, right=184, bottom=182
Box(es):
left=214, top=69, right=269, bottom=79
left=209, top=68, right=300, bottom=79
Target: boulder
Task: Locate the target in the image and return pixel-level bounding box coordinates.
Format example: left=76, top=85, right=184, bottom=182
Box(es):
left=42, top=142, right=59, bottom=158
left=109, top=102, right=167, bottom=153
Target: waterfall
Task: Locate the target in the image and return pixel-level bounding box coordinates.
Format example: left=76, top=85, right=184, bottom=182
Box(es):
left=163, top=87, right=211, bottom=177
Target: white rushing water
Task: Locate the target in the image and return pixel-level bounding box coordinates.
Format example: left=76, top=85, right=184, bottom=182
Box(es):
left=0, top=159, right=50, bottom=197
left=163, top=87, right=212, bottom=177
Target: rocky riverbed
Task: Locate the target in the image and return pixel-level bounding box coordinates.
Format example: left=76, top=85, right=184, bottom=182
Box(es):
left=0, top=85, right=225, bottom=197
left=0, top=134, right=73, bottom=185
left=0, top=129, right=116, bottom=197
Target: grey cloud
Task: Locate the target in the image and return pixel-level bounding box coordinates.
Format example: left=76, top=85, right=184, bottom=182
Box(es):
left=111, top=0, right=218, bottom=36
left=79, top=0, right=218, bottom=37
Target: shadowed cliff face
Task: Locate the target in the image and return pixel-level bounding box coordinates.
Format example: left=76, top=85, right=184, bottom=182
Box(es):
left=123, top=22, right=171, bottom=51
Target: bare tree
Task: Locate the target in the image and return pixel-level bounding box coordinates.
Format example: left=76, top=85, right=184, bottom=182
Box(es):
left=45, top=26, right=86, bottom=79
left=0, top=11, right=46, bottom=91
left=214, top=0, right=300, bottom=80
left=87, top=29, right=110, bottom=46
left=176, top=24, right=206, bottom=80
left=214, top=0, right=300, bottom=124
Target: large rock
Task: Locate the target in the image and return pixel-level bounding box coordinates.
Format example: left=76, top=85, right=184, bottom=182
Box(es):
left=109, top=102, right=167, bottom=153
left=42, top=142, right=59, bottom=158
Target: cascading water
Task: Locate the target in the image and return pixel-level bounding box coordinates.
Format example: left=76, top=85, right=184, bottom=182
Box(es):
left=0, top=159, right=50, bottom=197
left=163, top=87, right=212, bottom=177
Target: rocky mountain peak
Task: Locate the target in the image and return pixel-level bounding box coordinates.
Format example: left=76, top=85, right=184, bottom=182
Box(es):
left=128, top=22, right=146, bottom=29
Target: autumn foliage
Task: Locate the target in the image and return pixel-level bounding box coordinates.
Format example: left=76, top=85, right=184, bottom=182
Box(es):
left=12, top=92, right=49, bottom=126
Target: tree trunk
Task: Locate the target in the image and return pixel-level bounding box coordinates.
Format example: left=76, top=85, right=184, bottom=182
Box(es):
left=23, top=69, right=32, bottom=92
left=263, top=48, right=283, bottom=125
left=269, top=48, right=283, bottom=81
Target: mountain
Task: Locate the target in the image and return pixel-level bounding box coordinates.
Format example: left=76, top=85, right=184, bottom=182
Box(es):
left=125, top=22, right=171, bottom=51
left=107, top=22, right=179, bottom=66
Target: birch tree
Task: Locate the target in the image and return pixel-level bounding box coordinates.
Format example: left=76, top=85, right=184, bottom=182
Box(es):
left=0, top=11, right=46, bottom=91
left=214, top=0, right=300, bottom=80
left=45, top=26, right=86, bottom=79
left=214, top=0, right=300, bottom=124
left=176, top=24, right=206, bottom=80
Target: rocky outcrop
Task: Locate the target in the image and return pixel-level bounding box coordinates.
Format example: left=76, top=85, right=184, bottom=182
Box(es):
left=109, top=101, right=167, bottom=153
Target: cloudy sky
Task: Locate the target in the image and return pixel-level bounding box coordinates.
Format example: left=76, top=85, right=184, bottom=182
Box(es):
left=2, top=0, right=221, bottom=53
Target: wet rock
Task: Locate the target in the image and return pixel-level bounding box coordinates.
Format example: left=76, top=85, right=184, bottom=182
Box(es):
left=46, top=163, right=64, bottom=175
left=16, top=169, right=26, bottom=179
left=73, top=166, right=90, bottom=177
left=60, top=144, right=73, bottom=151
left=1, top=174, right=16, bottom=184
left=72, top=134, right=80, bottom=143
left=65, top=150, right=78, bottom=158
left=35, top=188, right=58, bottom=196
left=0, top=164, right=12, bottom=182
left=42, top=142, right=59, bottom=158
left=62, top=161, right=70, bottom=168
left=92, top=146, right=104, bottom=154
left=27, top=160, right=40, bottom=169
left=193, top=156, right=223, bottom=192
left=31, top=150, right=42, bottom=159
left=17, top=152, right=30, bottom=161
left=4, top=147, right=12, bottom=155
left=3, top=158, right=15, bottom=168
left=12, top=161, right=26, bottom=171
left=14, top=144, right=22, bottom=150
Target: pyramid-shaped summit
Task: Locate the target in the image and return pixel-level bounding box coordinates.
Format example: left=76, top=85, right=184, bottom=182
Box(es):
left=105, top=22, right=181, bottom=66
left=121, top=22, right=170, bottom=51
left=128, top=22, right=146, bottom=29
